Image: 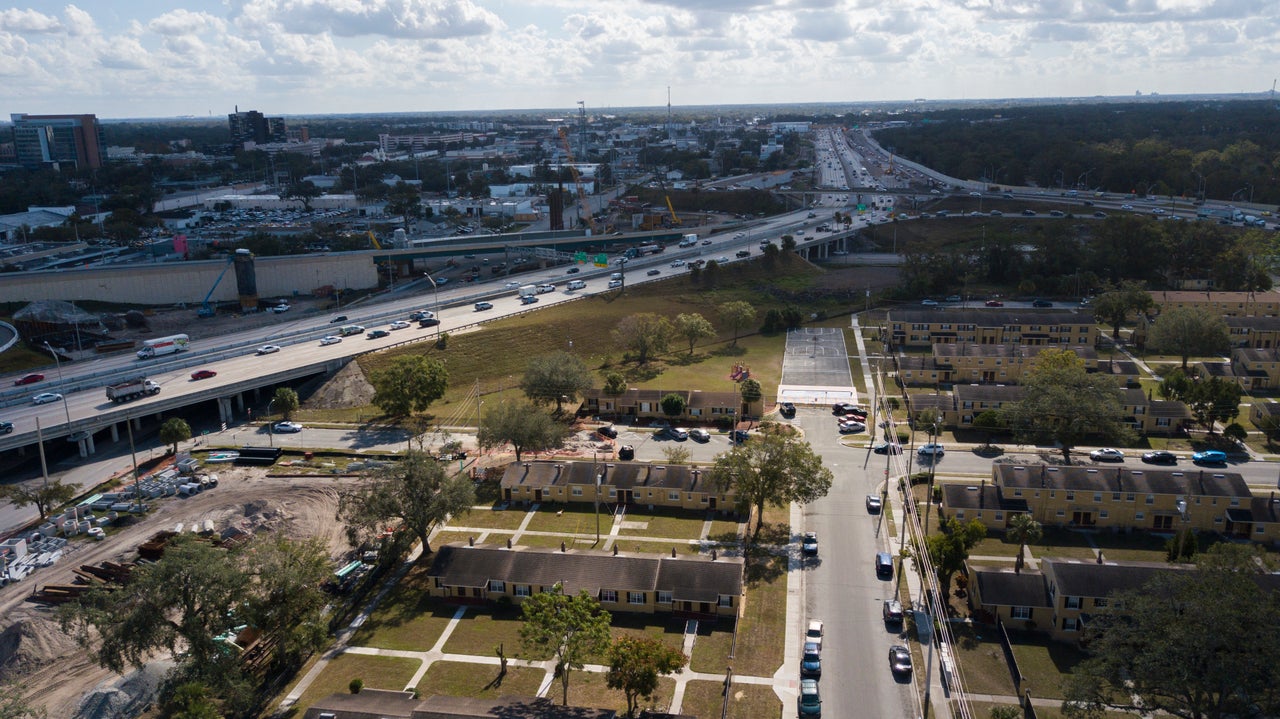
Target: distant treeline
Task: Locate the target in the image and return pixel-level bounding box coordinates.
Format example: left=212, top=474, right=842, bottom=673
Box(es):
left=871, top=101, right=1280, bottom=205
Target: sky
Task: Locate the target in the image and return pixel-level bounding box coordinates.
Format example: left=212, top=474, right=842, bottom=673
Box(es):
left=1, top=0, right=1277, bottom=119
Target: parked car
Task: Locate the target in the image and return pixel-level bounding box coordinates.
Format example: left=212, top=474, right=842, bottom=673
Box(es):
left=866, top=494, right=883, bottom=513
left=273, top=421, right=302, bottom=433
left=917, top=443, right=945, bottom=457
left=1089, top=448, right=1125, bottom=462
left=806, top=620, right=824, bottom=650
left=888, top=645, right=913, bottom=674
left=190, top=369, right=217, bottom=380
left=984, top=300, right=1004, bottom=307
left=689, top=428, right=711, bottom=442
left=798, top=678, right=822, bottom=716
left=255, top=345, right=281, bottom=355
left=883, top=599, right=904, bottom=624
left=1141, top=450, right=1177, bottom=465
left=875, top=551, right=894, bottom=578
left=14, top=373, right=44, bottom=385
left=320, top=335, right=342, bottom=346
left=838, top=420, right=866, bottom=434
left=873, top=441, right=903, bottom=455
left=366, top=329, right=390, bottom=339
left=801, top=642, right=822, bottom=678
left=597, top=425, right=618, bottom=439
left=329, top=315, right=348, bottom=324
left=802, top=532, right=819, bottom=556
left=731, top=429, right=750, bottom=443
left=779, top=402, right=796, bottom=418
left=617, top=445, right=635, bottom=460
left=832, top=402, right=861, bottom=415
left=1192, top=449, right=1227, bottom=465
left=662, top=427, right=689, bottom=441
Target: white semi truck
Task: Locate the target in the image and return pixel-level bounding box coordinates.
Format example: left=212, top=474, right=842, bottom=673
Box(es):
left=106, top=377, right=161, bottom=403
left=136, top=334, right=190, bottom=359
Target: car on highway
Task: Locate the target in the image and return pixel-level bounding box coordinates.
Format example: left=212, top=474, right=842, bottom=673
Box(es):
left=608, top=279, right=623, bottom=289
left=701, top=239, right=712, bottom=245
left=670, top=259, right=686, bottom=267
left=270, top=303, right=290, bottom=313
left=806, top=620, right=824, bottom=650
left=985, top=299, right=1004, bottom=307
left=273, top=421, right=303, bottom=433
left=409, top=310, right=434, bottom=321
left=14, top=373, right=44, bottom=385
left=366, top=329, right=390, bottom=339
left=1192, top=449, right=1227, bottom=465
left=735, top=249, right=750, bottom=258
left=798, top=678, right=821, bottom=716
left=1032, top=299, right=1054, bottom=308
left=521, top=296, right=539, bottom=305
left=537, top=283, right=555, bottom=293
left=329, top=315, right=348, bottom=324
left=1141, top=450, right=1177, bottom=465
left=419, top=317, right=441, bottom=328
left=474, top=302, right=494, bottom=311
left=917, top=443, right=945, bottom=457
left=320, top=335, right=342, bottom=346
left=801, top=642, right=822, bottom=678
left=889, top=645, right=913, bottom=674
left=802, top=531, right=819, bottom=556
left=945, top=295, right=961, bottom=302
left=0, top=421, right=13, bottom=434
left=389, top=320, right=410, bottom=330
left=190, top=369, right=217, bottom=380
left=873, top=441, right=903, bottom=455
left=255, top=345, right=281, bottom=355
left=646, top=269, right=661, bottom=276
left=1090, top=448, right=1125, bottom=462
left=504, top=281, right=520, bottom=289
left=566, top=266, right=580, bottom=274
left=866, top=494, right=882, bottom=513
left=1021, top=209, right=1037, bottom=216
left=689, top=428, right=710, bottom=442
left=1121, top=204, right=1135, bottom=210
left=920, top=299, right=938, bottom=306
left=1094, top=211, right=1108, bottom=219
left=32, top=392, right=63, bottom=405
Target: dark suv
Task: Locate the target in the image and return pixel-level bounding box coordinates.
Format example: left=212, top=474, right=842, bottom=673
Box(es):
left=779, top=402, right=796, bottom=418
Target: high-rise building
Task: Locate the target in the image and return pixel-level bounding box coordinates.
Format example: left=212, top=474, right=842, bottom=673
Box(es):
left=10, top=113, right=106, bottom=169
left=228, top=107, right=287, bottom=147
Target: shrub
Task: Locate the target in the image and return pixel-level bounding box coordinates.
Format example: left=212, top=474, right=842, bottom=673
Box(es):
left=349, top=678, right=364, bottom=694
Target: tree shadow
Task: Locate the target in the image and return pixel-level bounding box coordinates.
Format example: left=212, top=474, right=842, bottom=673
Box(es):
left=711, top=345, right=748, bottom=357
left=623, top=365, right=662, bottom=382
left=667, top=353, right=710, bottom=367
left=743, top=546, right=787, bottom=585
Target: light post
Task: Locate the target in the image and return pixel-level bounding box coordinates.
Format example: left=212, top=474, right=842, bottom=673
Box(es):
left=42, top=342, right=73, bottom=430
left=267, top=398, right=277, bottom=447
left=425, top=272, right=441, bottom=341
left=1192, top=171, right=1206, bottom=203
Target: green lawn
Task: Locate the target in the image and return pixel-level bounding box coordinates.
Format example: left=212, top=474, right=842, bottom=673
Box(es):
left=516, top=533, right=603, bottom=549
left=564, top=672, right=676, bottom=716
left=347, top=567, right=459, bottom=652
left=1009, top=632, right=1090, bottom=701
left=691, top=549, right=787, bottom=677
left=289, top=653, right=420, bottom=715
left=946, top=623, right=1019, bottom=697
left=616, top=507, right=710, bottom=540
left=432, top=530, right=487, bottom=548
left=524, top=504, right=614, bottom=534
left=449, top=506, right=531, bottom=531
left=415, top=660, right=545, bottom=698
left=442, top=608, right=553, bottom=661
left=681, top=679, right=782, bottom=719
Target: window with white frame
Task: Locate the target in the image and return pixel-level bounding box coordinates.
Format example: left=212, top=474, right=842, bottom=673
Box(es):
left=1146, top=494, right=1155, bottom=504
left=1011, top=606, right=1032, bottom=620
left=601, top=590, right=618, bottom=603
left=718, top=595, right=733, bottom=607
left=669, top=492, right=680, bottom=501
left=488, top=580, right=505, bottom=592
left=628, top=591, right=645, bottom=605
left=657, top=591, right=672, bottom=604
left=572, top=487, right=583, bottom=496
left=609, top=489, right=617, bottom=498
left=1135, top=512, right=1145, bottom=520
left=515, top=585, right=531, bottom=597
left=1062, top=617, right=1079, bottom=632
left=1093, top=597, right=1107, bottom=608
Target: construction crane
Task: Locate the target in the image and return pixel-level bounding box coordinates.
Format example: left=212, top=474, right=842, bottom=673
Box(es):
left=367, top=229, right=382, bottom=250
left=664, top=196, right=682, bottom=226
left=558, top=126, right=599, bottom=235
left=196, top=256, right=235, bottom=318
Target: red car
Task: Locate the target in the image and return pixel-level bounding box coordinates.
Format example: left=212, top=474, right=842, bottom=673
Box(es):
left=190, top=369, right=217, bottom=380
left=984, top=300, right=1004, bottom=307
left=14, top=373, right=44, bottom=385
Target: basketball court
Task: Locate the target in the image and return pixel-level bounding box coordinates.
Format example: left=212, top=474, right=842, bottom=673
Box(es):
left=776, top=327, right=858, bottom=406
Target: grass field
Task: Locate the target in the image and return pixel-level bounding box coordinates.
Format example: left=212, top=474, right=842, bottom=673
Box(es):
left=682, top=679, right=782, bottom=719
left=449, top=506, right=531, bottom=531
left=616, top=506, right=710, bottom=540
left=690, top=548, right=787, bottom=677
left=347, top=566, right=459, bottom=651
left=442, top=608, right=553, bottom=661
left=289, top=653, right=420, bottom=715
left=415, top=661, right=545, bottom=698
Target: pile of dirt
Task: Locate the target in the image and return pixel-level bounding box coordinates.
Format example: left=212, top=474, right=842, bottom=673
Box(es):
left=303, top=359, right=375, bottom=409
left=74, top=659, right=173, bottom=719
left=0, top=616, right=80, bottom=676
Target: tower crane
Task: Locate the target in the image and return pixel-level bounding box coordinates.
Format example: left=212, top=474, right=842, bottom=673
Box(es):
left=558, top=126, right=599, bottom=235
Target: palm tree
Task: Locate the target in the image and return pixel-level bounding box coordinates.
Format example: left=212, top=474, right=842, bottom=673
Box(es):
left=1007, top=513, right=1043, bottom=574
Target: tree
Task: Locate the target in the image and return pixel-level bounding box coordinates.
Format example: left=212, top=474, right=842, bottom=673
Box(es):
left=988, top=707, right=1020, bottom=719
left=661, top=445, right=691, bottom=465
left=602, top=371, right=627, bottom=396
left=338, top=450, right=475, bottom=555
left=0, top=479, right=75, bottom=521
left=273, top=387, right=300, bottom=421
left=674, top=312, right=716, bottom=356
left=1223, top=422, right=1247, bottom=445
left=738, top=378, right=762, bottom=415
left=660, top=392, right=687, bottom=418
left=1006, top=513, right=1043, bottom=574
left=159, top=416, right=192, bottom=455
left=924, top=517, right=987, bottom=597
left=520, top=586, right=613, bottom=707
left=240, top=535, right=331, bottom=663
left=1091, top=282, right=1154, bottom=340
left=972, top=410, right=1004, bottom=450
left=165, top=682, right=223, bottom=719
left=1062, top=544, right=1280, bottom=719
left=606, top=636, right=688, bottom=718
left=1000, top=349, right=1132, bottom=463
left=477, top=400, right=568, bottom=462
left=718, top=301, right=757, bottom=347
left=613, top=313, right=673, bottom=365
left=1184, top=376, right=1242, bottom=434
left=520, top=352, right=592, bottom=415
left=284, top=180, right=321, bottom=212
left=1146, top=306, right=1230, bottom=370
left=370, top=355, right=449, bottom=417
left=711, top=429, right=834, bottom=538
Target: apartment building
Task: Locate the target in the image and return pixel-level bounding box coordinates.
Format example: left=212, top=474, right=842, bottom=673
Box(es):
left=1225, top=316, right=1280, bottom=349
left=940, top=463, right=1276, bottom=541
left=896, top=343, right=1139, bottom=388
left=1152, top=290, right=1280, bottom=318
left=424, top=544, right=744, bottom=619
left=500, top=461, right=736, bottom=512
left=579, top=388, right=760, bottom=423
left=907, top=386, right=1187, bottom=435
left=886, top=309, right=1098, bottom=350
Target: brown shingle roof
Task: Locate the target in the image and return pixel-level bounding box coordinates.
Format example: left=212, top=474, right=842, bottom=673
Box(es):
left=969, top=565, right=1052, bottom=608
left=993, top=464, right=1250, bottom=498
left=303, top=689, right=419, bottom=719
left=889, top=308, right=1096, bottom=326
left=954, top=384, right=1024, bottom=404
left=500, top=461, right=714, bottom=493
left=413, top=695, right=617, bottom=719
left=942, top=483, right=1029, bottom=513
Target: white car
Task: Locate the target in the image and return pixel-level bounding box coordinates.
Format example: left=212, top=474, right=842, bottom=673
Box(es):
left=608, top=279, right=623, bottom=289
left=670, top=259, right=686, bottom=267
left=319, top=336, right=342, bottom=346
left=269, top=303, right=290, bottom=313
left=806, top=620, right=824, bottom=650
left=388, top=320, right=410, bottom=330
left=536, top=283, right=555, bottom=293
left=32, top=392, right=62, bottom=405
left=1089, top=448, right=1125, bottom=462
left=255, top=345, right=281, bottom=355
left=273, top=421, right=303, bottom=433
left=917, top=443, right=945, bottom=456
left=504, top=281, right=520, bottom=289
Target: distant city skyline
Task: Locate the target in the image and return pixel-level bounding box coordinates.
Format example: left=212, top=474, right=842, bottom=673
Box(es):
left=0, top=1, right=1275, bottom=119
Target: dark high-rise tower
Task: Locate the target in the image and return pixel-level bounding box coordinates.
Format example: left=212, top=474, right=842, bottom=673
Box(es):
left=10, top=113, right=105, bottom=169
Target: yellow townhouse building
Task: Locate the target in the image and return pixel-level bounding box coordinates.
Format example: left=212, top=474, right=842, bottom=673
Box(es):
left=500, top=460, right=738, bottom=513
left=1152, top=289, right=1280, bottom=318
left=885, top=309, right=1099, bottom=350
left=579, top=388, right=762, bottom=423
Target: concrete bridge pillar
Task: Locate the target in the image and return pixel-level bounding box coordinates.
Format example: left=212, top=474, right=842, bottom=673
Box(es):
left=110, top=423, right=119, bottom=443
left=76, top=437, right=88, bottom=458
left=85, top=432, right=96, bottom=455
left=217, top=397, right=233, bottom=424
left=235, top=393, right=245, bottom=413
left=132, top=417, right=142, bottom=432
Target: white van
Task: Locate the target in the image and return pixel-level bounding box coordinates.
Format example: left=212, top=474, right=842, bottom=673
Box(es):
left=566, top=280, right=586, bottom=290
left=610, top=272, right=623, bottom=281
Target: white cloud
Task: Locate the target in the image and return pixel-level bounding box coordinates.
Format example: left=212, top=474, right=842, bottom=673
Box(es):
left=0, top=8, right=61, bottom=33
left=235, top=0, right=503, bottom=39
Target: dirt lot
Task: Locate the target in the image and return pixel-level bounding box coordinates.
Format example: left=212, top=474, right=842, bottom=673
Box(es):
left=0, top=466, right=364, bottom=717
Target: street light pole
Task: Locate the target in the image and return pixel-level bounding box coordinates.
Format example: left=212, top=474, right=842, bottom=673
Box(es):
left=267, top=399, right=276, bottom=447
left=425, top=272, right=441, bottom=341
left=42, top=342, right=73, bottom=430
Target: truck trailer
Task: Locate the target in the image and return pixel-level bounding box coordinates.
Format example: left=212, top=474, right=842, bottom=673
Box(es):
left=106, top=377, right=161, bottom=403
left=135, top=334, right=190, bottom=359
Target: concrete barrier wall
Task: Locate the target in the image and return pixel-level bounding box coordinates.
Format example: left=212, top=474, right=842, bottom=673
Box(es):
left=0, top=253, right=379, bottom=305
